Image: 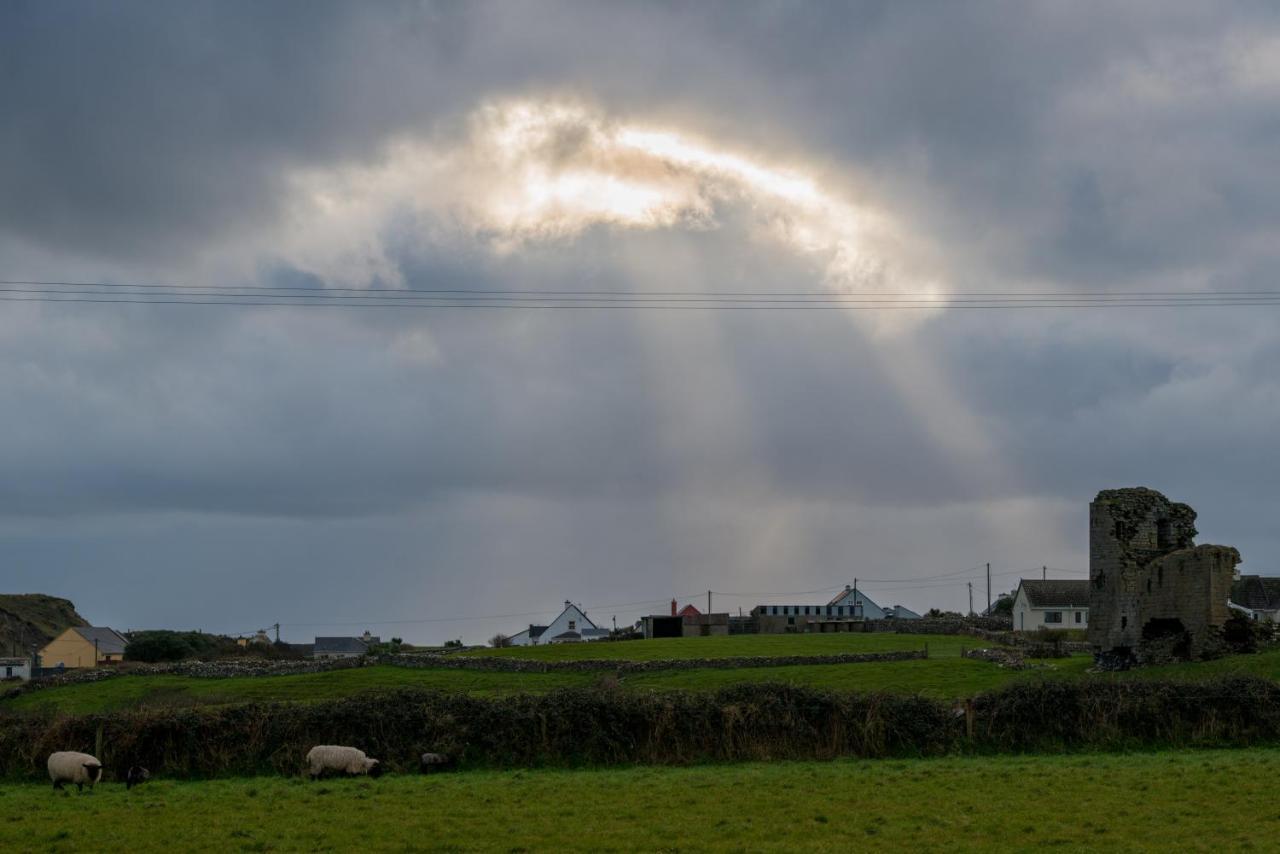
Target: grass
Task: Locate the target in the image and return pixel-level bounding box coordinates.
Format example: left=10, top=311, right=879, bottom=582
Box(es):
left=9, top=637, right=1280, bottom=716
left=1, top=749, right=1276, bottom=851
left=467, top=632, right=968, bottom=660
left=0, top=666, right=597, bottom=714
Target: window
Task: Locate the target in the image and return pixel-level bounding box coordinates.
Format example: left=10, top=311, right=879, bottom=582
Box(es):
left=568, top=620, right=576, bottom=631
left=1075, top=611, right=1082, bottom=624
left=1044, top=611, right=1063, bottom=624
left=838, top=606, right=845, bottom=616
left=3, top=667, right=10, bottom=678
left=772, top=606, right=778, bottom=616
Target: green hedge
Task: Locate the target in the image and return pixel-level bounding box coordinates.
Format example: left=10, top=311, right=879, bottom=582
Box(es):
left=2, top=677, right=1278, bottom=781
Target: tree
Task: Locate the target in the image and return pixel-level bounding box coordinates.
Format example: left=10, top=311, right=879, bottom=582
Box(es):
left=489, top=633, right=513, bottom=648
left=990, top=592, right=1015, bottom=617
left=443, top=638, right=464, bottom=648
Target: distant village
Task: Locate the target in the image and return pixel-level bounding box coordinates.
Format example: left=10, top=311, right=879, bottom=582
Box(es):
left=4, top=487, right=1276, bottom=682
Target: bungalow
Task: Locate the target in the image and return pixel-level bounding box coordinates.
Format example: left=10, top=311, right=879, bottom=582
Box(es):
left=751, top=585, right=919, bottom=633
left=313, top=631, right=380, bottom=659
left=509, top=601, right=609, bottom=646
left=1011, top=580, right=1090, bottom=632
left=0, top=657, right=31, bottom=681
left=38, top=626, right=128, bottom=668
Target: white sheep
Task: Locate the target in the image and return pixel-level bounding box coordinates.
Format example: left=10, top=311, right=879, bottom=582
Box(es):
left=47, top=751, right=103, bottom=792
left=305, top=745, right=382, bottom=779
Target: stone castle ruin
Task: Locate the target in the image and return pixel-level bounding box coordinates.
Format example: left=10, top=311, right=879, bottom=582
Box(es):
left=1089, top=487, right=1240, bottom=667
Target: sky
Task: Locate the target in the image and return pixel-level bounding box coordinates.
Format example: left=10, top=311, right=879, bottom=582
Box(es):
left=3, top=1, right=1279, bottom=644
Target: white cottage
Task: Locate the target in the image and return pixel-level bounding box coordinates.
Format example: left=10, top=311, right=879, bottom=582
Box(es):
left=508, top=601, right=609, bottom=646
left=1011, top=580, right=1090, bottom=632
left=0, top=657, right=31, bottom=681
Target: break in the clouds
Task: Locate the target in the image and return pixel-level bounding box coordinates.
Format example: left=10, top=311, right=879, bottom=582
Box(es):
left=2, top=1, right=1279, bottom=643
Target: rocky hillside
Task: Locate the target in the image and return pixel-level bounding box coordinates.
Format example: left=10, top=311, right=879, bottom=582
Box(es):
left=0, top=595, right=89, bottom=657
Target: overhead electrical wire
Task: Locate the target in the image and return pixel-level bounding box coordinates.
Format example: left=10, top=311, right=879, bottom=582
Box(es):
left=2, top=280, right=1280, bottom=310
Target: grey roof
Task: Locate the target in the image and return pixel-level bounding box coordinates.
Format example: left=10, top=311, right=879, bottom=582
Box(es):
left=550, top=631, right=581, bottom=640
left=1019, top=580, right=1090, bottom=608
left=73, top=627, right=128, bottom=655
left=528, top=625, right=547, bottom=639
left=1231, top=575, right=1280, bottom=611
left=313, top=636, right=379, bottom=654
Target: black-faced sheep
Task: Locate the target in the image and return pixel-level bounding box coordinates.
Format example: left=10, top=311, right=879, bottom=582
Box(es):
left=305, top=745, right=382, bottom=779
left=125, top=766, right=150, bottom=789
left=419, top=752, right=457, bottom=774
left=47, top=751, right=103, bottom=792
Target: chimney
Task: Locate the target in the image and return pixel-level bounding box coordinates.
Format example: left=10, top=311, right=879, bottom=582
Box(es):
left=361, top=630, right=372, bottom=642
left=671, top=598, right=677, bottom=616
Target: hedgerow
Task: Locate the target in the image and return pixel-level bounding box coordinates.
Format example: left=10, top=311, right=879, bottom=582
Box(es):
left=2, top=677, right=1277, bottom=780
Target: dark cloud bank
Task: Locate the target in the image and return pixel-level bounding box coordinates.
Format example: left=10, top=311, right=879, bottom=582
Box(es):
left=2, top=2, right=1278, bottom=642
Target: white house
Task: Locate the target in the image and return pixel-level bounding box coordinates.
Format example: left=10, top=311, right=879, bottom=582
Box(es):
left=0, top=657, right=31, bottom=681
left=1011, top=580, right=1090, bottom=632
left=508, top=601, right=609, bottom=646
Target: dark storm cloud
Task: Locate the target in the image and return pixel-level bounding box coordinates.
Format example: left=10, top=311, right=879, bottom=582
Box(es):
left=2, top=2, right=1279, bottom=637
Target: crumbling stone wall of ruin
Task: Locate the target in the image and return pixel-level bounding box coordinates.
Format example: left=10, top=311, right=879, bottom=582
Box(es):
left=1088, top=487, right=1240, bottom=663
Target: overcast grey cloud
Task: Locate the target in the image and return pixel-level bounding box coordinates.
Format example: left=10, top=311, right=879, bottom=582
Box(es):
left=2, top=1, right=1279, bottom=642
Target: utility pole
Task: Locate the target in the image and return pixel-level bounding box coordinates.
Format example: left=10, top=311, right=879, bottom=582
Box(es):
left=986, top=563, right=991, bottom=615
left=968, top=582, right=973, bottom=617
left=612, top=615, right=617, bottom=632
left=708, top=590, right=712, bottom=614
left=1042, top=565, right=1047, bottom=581
left=274, top=622, right=281, bottom=643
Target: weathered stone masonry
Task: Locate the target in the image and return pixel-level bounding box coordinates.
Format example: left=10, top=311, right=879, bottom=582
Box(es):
left=1088, top=487, right=1240, bottom=664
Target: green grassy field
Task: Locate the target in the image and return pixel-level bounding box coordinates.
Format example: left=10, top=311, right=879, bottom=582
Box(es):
left=8, top=639, right=1280, bottom=715
left=1, top=749, right=1274, bottom=852
left=466, top=632, right=962, bottom=659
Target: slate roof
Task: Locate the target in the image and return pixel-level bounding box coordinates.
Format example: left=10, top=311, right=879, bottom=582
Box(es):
left=313, top=636, right=379, bottom=655
left=72, top=627, right=128, bottom=656
left=1018, top=580, right=1090, bottom=608
left=1231, top=576, right=1280, bottom=611
left=528, top=625, right=547, bottom=639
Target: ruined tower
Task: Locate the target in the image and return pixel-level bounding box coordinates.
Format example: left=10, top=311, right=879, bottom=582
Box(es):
left=1089, top=487, right=1240, bottom=665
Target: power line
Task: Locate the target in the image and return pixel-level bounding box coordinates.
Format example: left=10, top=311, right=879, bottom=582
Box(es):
left=3, top=280, right=1280, bottom=311
left=7, top=280, right=1280, bottom=298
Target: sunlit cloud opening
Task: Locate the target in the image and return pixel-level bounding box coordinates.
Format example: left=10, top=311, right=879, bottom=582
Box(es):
left=280, top=97, right=945, bottom=317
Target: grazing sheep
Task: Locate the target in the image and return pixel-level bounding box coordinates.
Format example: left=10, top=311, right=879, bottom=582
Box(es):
left=305, top=745, right=382, bottom=780
left=47, top=751, right=103, bottom=792
left=419, top=752, right=457, bottom=774
left=125, top=766, right=150, bottom=789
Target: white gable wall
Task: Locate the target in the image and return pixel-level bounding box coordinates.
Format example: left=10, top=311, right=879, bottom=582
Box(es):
left=828, top=588, right=886, bottom=620
left=541, top=603, right=598, bottom=642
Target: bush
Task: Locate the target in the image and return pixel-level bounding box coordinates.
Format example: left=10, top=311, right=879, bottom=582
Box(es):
left=124, top=631, right=301, bottom=663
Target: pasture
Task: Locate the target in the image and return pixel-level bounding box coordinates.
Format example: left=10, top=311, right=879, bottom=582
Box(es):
left=0, top=749, right=1274, bottom=852
left=465, top=631, right=963, bottom=659
left=6, top=632, right=1280, bottom=715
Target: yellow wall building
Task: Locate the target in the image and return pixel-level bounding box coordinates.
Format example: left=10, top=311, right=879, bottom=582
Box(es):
left=38, top=627, right=128, bottom=668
